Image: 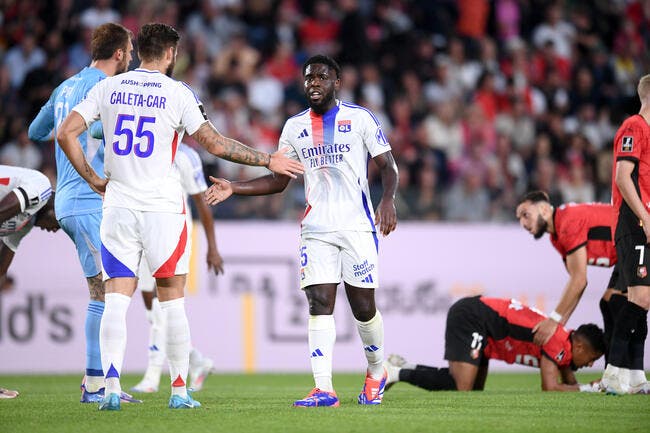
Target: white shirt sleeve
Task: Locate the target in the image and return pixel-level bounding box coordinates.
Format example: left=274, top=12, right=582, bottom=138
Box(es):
left=72, top=80, right=103, bottom=127
left=278, top=122, right=299, bottom=160
left=361, top=110, right=391, bottom=158
left=2, top=220, right=34, bottom=252
left=178, top=82, right=208, bottom=136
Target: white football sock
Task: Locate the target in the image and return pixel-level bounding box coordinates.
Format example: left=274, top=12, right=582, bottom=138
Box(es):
left=160, top=297, right=191, bottom=398
left=309, top=315, right=336, bottom=392
left=100, top=293, right=132, bottom=395
left=356, top=310, right=385, bottom=379
left=148, top=297, right=167, bottom=368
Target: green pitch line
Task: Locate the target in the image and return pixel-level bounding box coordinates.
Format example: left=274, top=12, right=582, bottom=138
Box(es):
left=0, top=373, right=647, bottom=433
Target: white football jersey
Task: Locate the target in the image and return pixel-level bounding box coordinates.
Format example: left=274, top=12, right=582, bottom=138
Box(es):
left=279, top=100, right=391, bottom=233
left=73, top=68, right=208, bottom=213
left=0, top=165, right=53, bottom=251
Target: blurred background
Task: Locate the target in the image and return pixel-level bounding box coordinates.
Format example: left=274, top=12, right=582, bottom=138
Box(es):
left=2, top=0, right=650, bottom=221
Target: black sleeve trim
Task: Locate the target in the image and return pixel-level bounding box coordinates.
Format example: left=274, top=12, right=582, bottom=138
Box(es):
left=16, top=187, right=29, bottom=211
left=616, top=155, right=639, bottom=163
left=566, top=241, right=587, bottom=256
left=587, top=226, right=612, bottom=241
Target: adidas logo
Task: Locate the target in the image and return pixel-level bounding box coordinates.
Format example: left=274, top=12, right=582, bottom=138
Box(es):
left=149, top=344, right=160, bottom=352
left=364, top=345, right=380, bottom=352
left=361, top=274, right=374, bottom=283
left=311, top=348, right=324, bottom=357
left=297, top=128, right=309, bottom=139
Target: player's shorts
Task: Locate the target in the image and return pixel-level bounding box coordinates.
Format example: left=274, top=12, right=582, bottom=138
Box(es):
left=299, top=230, right=379, bottom=289
left=137, top=212, right=194, bottom=292
left=101, top=207, right=188, bottom=281
left=615, top=231, right=650, bottom=288
left=606, top=264, right=627, bottom=293
left=59, top=211, right=102, bottom=278
left=444, top=296, right=498, bottom=367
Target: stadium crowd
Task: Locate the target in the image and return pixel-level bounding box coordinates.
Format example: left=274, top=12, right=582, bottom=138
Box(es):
left=1, top=0, right=649, bottom=221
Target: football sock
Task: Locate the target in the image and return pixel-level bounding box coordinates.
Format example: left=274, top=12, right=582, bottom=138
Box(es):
left=85, top=300, right=105, bottom=392
left=148, top=297, right=167, bottom=369
left=355, top=310, right=385, bottom=379
left=160, top=297, right=190, bottom=398
left=399, top=365, right=456, bottom=391
left=629, top=303, right=648, bottom=371
left=100, top=293, right=131, bottom=395
left=189, top=346, right=204, bottom=369
left=608, top=300, right=646, bottom=368
left=308, top=315, right=336, bottom=392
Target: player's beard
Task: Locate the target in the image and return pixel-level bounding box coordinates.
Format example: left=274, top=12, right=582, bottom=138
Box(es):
left=533, top=214, right=548, bottom=239
left=308, top=90, right=335, bottom=115
left=165, top=58, right=176, bottom=77
left=117, top=56, right=129, bottom=74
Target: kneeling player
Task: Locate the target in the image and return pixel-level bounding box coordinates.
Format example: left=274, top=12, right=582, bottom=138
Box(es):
left=384, top=296, right=605, bottom=392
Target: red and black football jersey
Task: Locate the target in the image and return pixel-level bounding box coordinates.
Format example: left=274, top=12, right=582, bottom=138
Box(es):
left=550, top=203, right=617, bottom=267
left=480, top=297, right=573, bottom=369
left=611, top=114, right=650, bottom=238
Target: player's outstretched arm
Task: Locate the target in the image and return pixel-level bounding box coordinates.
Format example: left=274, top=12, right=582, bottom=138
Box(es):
left=190, top=192, right=224, bottom=275
left=56, top=111, right=107, bottom=195
left=533, top=247, right=588, bottom=345
left=191, top=122, right=303, bottom=178
left=373, top=151, right=398, bottom=236
left=205, top=174, right=291, bottom=206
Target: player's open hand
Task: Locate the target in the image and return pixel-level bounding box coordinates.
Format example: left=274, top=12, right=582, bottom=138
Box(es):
left=375, top=198, right=397, bottom=236
left=532, top=318, right=558, bottom=346
left=207, top=247, right=224, bottom=275
left=205, top=176, right=233, bottom=205
left=268, top=147, right=304, bottom=179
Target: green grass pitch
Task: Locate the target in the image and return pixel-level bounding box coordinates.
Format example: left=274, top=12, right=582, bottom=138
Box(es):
left=0, top=372, right=648, bottom=433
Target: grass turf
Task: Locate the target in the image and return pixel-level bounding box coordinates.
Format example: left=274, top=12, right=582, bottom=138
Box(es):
left=0, top=372, right=648, bottom=433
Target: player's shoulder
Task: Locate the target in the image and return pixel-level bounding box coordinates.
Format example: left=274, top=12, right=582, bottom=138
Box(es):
left=285, top=108, right=310, bottom=124
left=339, top=101, right=381, bottom=126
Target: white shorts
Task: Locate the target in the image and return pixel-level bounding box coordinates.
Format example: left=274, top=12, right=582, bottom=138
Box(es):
left=299, top=231, right=379, bottom=289
left=137, top=214, right=194, bottom=291
left=101, top=207, right=189, bottom=281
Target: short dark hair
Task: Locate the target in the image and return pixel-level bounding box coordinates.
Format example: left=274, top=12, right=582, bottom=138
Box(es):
left=137, top=23, right=180, bottom=62
left=302, top=54, right=341, bottom=79
left=574, top=323, right=606, bottom=355
left=91, top=23, right=132, bottom=61
left=518, top=190, right=550, bottom=206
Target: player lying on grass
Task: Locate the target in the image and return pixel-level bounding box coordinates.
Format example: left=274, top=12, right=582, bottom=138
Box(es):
left=383, top=296, right=605, bottom=392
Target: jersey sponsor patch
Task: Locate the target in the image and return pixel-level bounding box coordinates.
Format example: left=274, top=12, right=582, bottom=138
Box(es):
left=337, top=119, right=351, bottom=133
left=621, top=136, right=634, bottom=152
left=637, top=265, right=647, bottom=279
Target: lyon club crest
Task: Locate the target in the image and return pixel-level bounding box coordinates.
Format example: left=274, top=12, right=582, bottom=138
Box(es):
left=337, top=120, right=351, bottom=133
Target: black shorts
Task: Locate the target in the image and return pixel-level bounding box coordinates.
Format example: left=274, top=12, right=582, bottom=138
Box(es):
left=616, top=232, right=650, bottom=288
left=606, top=264, right=628, bottom=293
left=444, top=296, right=500, bottom=367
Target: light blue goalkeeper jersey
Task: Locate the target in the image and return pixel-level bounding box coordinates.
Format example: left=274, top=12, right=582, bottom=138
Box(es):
left=28, top=67, right=106, bottom=219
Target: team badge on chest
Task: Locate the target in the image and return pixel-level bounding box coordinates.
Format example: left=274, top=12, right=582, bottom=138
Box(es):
left=337, top=119, right=351, bottom=133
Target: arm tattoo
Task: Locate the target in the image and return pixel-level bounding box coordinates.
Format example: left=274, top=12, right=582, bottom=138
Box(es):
left=194, top=122, right=271, bottom=167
